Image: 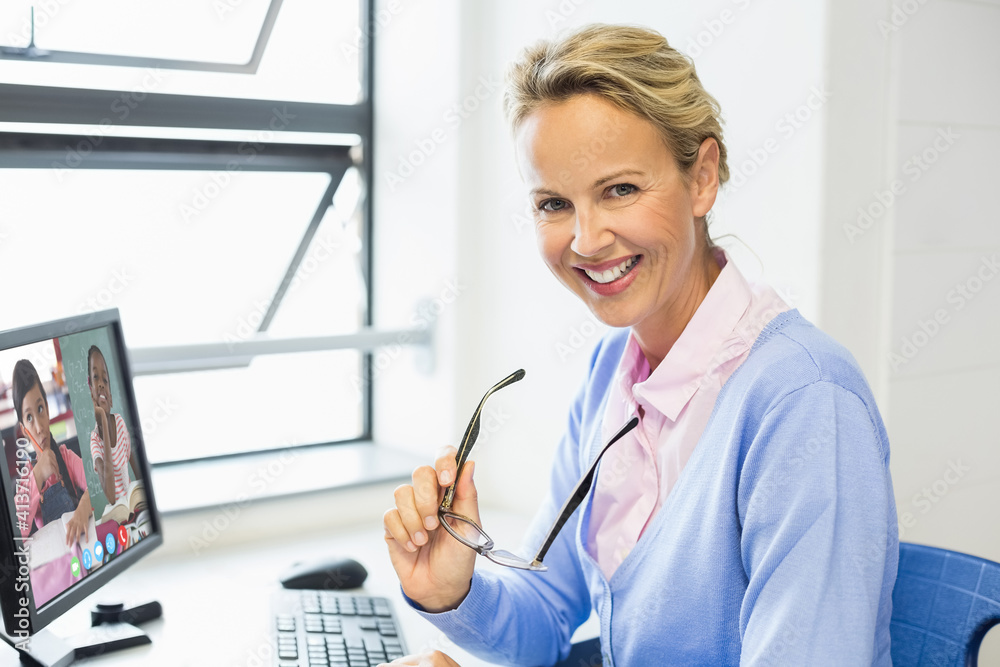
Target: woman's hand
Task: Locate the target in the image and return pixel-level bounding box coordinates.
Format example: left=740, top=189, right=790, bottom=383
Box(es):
left=383, top=448, right=479, bottom=613
left=379, top=650, right=462, bottom=666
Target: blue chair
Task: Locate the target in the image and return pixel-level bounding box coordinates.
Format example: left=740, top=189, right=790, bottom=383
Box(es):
left=553, top=542, right=1000, bottom=667
left=891, top=542, right=1000, bottom=666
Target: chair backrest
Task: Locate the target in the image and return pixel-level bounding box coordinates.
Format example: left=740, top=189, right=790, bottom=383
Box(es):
left=892, top=542, right=1000, bottom=666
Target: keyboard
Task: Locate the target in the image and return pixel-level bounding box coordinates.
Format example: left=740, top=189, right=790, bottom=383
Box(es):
left=272, top=589, right=408, bottom=666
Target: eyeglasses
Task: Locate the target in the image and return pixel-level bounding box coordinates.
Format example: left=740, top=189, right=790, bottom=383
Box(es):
left=438, top=370, right=639, bottom=572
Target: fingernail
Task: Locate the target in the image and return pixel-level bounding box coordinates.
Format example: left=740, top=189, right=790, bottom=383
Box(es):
left=424, top=515, right=438, bottom=530
left=406, top=541, right=416, bottom=552
left=414, top=531, right=426, bottom=545
left=440, top=470, right=452, bottom=485
left=469, top=461, right=476, bottom=480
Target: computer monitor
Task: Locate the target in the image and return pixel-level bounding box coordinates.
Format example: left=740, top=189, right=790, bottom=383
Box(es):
left=0, top=309, right=162, bottom=656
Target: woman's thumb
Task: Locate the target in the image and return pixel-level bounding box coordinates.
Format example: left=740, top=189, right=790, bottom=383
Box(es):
left=452, top=460, right=479, bottom=516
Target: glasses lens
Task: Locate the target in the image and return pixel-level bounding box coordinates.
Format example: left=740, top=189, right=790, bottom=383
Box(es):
left=441, top=512, right=493, bottom=550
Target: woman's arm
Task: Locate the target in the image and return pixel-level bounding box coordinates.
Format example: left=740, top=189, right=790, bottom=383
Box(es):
left=737, top=381, right=896, bottom=665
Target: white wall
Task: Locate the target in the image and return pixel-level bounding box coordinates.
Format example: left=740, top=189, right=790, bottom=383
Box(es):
left=883, top=0, right=1000, bottom=564
left=372, top=0, right=463, bottom=455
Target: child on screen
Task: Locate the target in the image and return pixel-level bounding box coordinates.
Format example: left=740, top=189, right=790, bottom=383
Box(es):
left=12, top=359, right=93, bottom=544
left=88, top=345, right=138, bottom=504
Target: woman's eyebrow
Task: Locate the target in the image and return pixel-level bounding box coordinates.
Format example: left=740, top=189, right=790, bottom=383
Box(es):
left=530, top=168, right=644, bottom=197
left=591, top=169, right=644, bottom=190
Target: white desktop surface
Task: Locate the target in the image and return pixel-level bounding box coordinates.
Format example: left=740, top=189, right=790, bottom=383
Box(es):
left=0, top=509, right=552, bottom=667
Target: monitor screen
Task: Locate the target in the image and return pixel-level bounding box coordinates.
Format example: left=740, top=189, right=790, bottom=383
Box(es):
left=0, top=310, right=161, bottom=638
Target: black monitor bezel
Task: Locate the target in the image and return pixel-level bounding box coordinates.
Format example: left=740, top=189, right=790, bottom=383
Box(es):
left=0, top=309, right=163, bottom=637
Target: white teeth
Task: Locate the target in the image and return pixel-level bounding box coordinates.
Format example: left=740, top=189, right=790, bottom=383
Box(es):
left=585, top=256, right=637, bottom=284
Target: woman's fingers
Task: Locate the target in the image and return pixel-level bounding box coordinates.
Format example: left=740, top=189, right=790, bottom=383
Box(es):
left=383, top=507, right=416, bottom=553
left=392, top=484, right=427, bottom=547
left=384, top=459, right=468, bottom=553
left=434, top=446, right=459, bottom=487
left=412, top=466, right=441, bottom=532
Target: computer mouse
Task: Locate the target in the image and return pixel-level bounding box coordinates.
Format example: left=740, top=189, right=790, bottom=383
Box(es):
left=279, top=556, right=368, bottom=590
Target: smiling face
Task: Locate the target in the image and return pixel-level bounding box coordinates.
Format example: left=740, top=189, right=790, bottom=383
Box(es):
left=89, top=349, right=112, bottom=412
left=20, top=383, right=51, bottom=451
left=515, top=94, right=721, bottom=364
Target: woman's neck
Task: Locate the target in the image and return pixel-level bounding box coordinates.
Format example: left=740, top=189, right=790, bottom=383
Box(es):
left=633, top=247, right=722, bottom=372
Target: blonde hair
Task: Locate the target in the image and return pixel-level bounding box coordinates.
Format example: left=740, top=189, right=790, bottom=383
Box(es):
left=504, top=24, right=729, bottom=241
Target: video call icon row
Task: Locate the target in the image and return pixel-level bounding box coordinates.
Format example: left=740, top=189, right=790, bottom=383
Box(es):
left=71, top=526, right=131, bottom=578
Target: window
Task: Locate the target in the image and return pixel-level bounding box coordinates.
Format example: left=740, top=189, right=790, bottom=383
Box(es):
left=0, top=0, right=388, bottom=465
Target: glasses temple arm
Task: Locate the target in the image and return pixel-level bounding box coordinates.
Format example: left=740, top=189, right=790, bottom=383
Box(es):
left=441, top=369, right=526, bottom=510
left=531, top=416, right=639, bottom=565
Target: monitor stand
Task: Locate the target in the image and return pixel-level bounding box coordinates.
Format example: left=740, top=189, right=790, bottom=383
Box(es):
left=12, top=623, right=150, bottom=667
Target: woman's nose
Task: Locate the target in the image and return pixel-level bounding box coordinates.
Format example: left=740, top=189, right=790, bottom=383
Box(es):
left=570, top=209, right=615, bottom=257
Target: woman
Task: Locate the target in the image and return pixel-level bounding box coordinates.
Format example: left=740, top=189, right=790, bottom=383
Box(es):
left=383, top=25, right=897, bottom=666
left=12, top=359, right=93, bottom=546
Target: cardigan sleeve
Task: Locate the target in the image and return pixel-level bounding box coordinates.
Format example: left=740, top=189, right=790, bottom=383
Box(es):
left=737, top=379, right=897, bottom=666
left=406, top=351, right=604, bottom=666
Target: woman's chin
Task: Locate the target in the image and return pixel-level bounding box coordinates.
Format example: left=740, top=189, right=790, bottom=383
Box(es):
left=584, top=306, right=636, bottom=330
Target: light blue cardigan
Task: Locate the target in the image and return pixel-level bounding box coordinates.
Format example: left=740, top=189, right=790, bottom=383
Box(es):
left=413, top=310, right=898, bottom=666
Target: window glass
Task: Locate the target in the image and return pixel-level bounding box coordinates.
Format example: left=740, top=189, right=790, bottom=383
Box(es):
left=0, top=0, right=363, bottom=104
left=135, top=350, right=363, bottom=463
left=0, top=167, right=367, bottom=461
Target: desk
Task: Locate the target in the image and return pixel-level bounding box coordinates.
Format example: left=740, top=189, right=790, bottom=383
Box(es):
left=0, top=508, right=581, bottom=666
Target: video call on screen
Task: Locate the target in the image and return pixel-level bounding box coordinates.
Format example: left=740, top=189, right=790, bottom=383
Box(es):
left=0, top=326, right=152, bottom=609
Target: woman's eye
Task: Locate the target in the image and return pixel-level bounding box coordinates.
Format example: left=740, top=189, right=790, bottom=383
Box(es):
left=610, top=184, right=636, bottom=197
left=539, top=199, right=568, bottom=212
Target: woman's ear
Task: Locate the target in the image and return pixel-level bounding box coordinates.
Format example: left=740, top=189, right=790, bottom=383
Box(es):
left=690, top=137, right=720, bottom=219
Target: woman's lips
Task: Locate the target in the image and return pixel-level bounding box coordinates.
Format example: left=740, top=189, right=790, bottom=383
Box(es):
left=577, top=255, right=642, bottom=297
